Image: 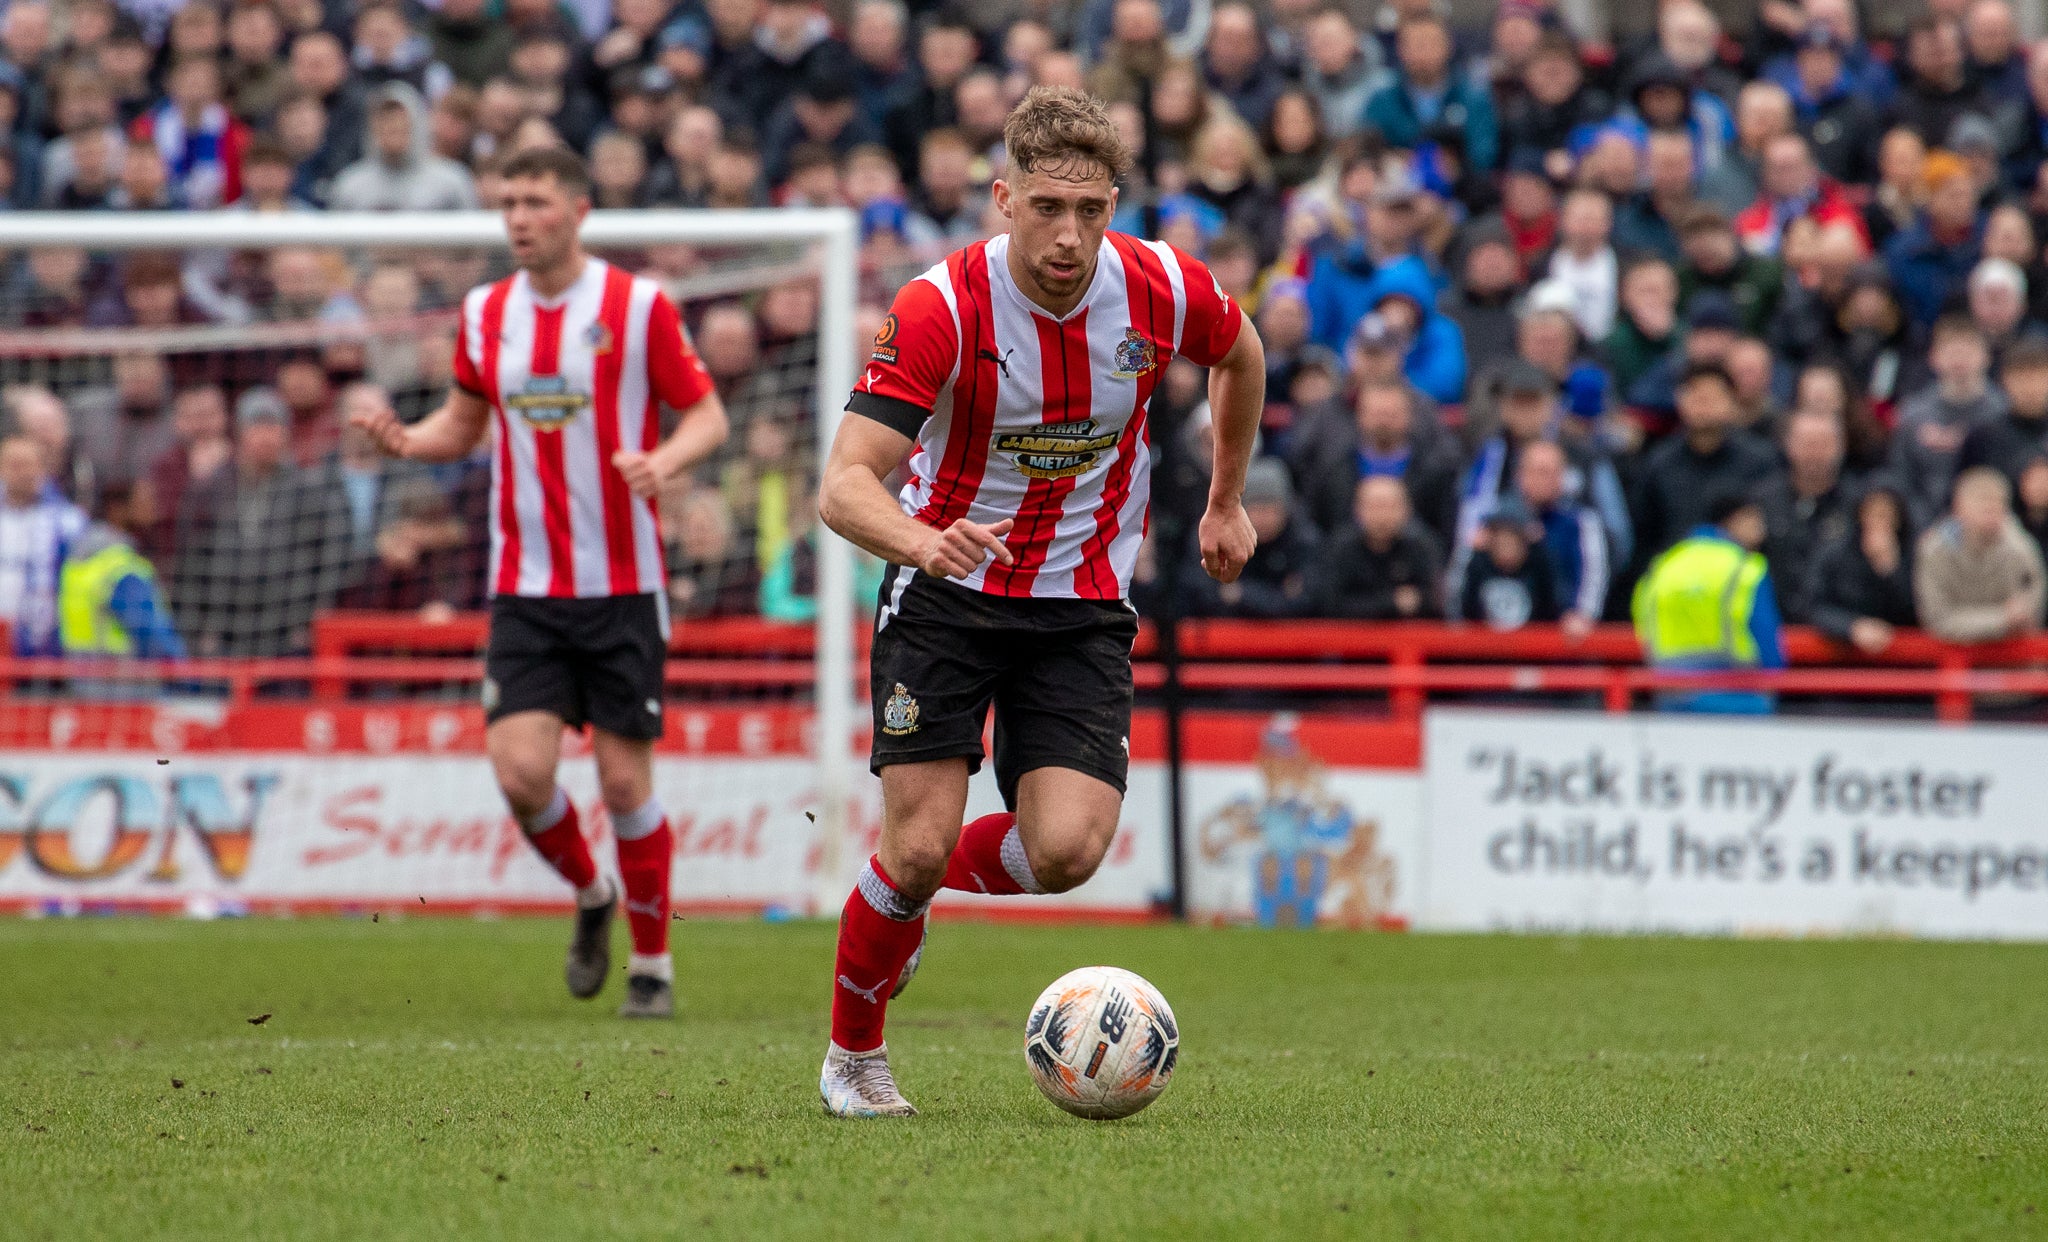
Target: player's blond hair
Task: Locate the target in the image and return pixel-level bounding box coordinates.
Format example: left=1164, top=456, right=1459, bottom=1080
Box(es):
left=1003, top=86, right=1132, bottom=183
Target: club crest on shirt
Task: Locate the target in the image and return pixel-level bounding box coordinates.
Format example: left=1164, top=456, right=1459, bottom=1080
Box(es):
left=1113, top=328, right=1161, bottom=378
left=506, top=374, right=590, bottom=430
left=584, top=320, right=614, bottom=354
left=882, top=683, right=920, bottom=735
left=994, top=419, right=1123, bottom=479
left=871, top=312, right=900, bottom=365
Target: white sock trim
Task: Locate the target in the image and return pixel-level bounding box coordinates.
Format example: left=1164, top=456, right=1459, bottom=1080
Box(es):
left=628, top=952, right=673, bottom=982
left=857, top=859, right=929, bottom=921
left=574, top=876, right=614, bottom=909
left=999, top=826, right=1046, bottom=894
left=518, top=786, right=571, bottom=835
left=611, top=796, right=665, bottom=842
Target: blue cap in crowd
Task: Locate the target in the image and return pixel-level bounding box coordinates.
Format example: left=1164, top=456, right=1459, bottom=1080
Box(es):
left=1155, top=194, right=1226, bottom=245
left=860, top=200, right=909, bottom=242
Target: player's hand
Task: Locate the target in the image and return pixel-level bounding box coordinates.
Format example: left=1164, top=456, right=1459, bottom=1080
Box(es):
left=1199, top=499, right=1257, bottom=583
left=349, top=401, right=409, bottom=459
left=612, top=449, right=665, bottom=498
left=918, top=517, right=1014, bottom=579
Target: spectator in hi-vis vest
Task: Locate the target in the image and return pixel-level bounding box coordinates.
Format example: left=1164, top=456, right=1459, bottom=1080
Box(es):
left=58, top=479, right=184, bottom=661
left=1632, top=489, right=1785, bottom=714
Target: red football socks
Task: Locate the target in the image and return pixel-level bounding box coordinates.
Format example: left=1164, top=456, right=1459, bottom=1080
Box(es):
left=524, top=798, right=597, bottom=892
left=942, top=812, right=1032, bottom=894
left=830, top=856, right=927, bottom=1052
left=615, top=820, right=673, bottom=956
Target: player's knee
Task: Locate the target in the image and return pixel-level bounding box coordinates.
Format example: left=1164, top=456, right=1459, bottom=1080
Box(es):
left=882, top=835, right=952, bottom=901
left=490, top=752, right=556, bottom=820
left=1028, top=823, right=1115, bottom=894
left=597, top=772, right=649, bottom=816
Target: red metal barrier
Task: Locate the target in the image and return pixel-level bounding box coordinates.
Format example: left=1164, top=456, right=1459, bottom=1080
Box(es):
left=322, top=613, right=2035, bottom=666
left=312, top=610, right=825, bottom=657
left=308, top=611, right=833, bottom=699
left=13, top=614, right=2048, bottom=722
left=1122, top=618, right=2048, bottom=725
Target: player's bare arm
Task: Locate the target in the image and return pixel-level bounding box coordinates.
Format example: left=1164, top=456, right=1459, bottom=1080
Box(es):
left=1199, top=318, right=1265, bottom=584
left=350, top=386, right=491, bottom=463
left=613, top=389, right=730, bottom=498
left=819, top=414, right=1014, bottom=578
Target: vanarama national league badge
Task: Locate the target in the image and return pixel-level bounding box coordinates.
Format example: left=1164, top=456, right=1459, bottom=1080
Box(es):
left=871, top=313, right=900, bottom=365
left=882, top=683, right=920, bottom=735
left=1113, top=328, right=1160, bottom=378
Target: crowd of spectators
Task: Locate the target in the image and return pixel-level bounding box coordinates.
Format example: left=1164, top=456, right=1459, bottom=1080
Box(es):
left=1, top=0, right=2047, bottom=664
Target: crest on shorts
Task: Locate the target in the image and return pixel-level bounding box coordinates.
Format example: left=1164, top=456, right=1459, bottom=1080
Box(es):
left=882, top=683, right=920, bottom=735
left=871, top=313, right=900, bottom=365
left=584, top=320, right=614, bottom=354
left=480, top=677, right=500, bottom=713
left=1113, top=328, right=1160, bottom=378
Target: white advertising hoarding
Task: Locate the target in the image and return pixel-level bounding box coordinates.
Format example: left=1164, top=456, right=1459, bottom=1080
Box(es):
left=0, top=708, right=1426, bottom=925
left=1422, top=709, right=2048, bottom=939
left=0, top=753, right=1173, bottom=914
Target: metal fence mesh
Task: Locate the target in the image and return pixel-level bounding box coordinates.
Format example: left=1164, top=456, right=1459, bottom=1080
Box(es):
left=0, top=236, right=837, bottom=672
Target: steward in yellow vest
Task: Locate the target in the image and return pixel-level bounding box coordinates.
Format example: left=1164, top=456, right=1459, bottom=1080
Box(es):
left=58, top=483, right=185, bottom=659
left=1631, top=492, right=1784, bottom=714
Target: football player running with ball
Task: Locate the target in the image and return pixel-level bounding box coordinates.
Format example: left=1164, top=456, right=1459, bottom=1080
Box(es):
left=353, top=145, right=728, bottom=1019
left=816, top=86, right=1265, bottom=1116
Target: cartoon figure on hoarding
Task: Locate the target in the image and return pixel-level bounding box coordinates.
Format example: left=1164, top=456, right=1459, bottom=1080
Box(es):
left=1198, top=715, right=1395, bottom=928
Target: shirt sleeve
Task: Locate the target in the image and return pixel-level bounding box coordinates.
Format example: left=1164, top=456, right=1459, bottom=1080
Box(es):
left=451, top=308, right=483, bottom=396
left=1168, top=244, right=1245, bottom=368
left=847, top=277, right=957, bottom=439
left=646, top=290, right=716, bottom=410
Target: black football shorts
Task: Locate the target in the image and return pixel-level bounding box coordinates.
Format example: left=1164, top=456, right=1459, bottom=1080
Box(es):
left=867, top=566, right=1138, bottom=809
left=483, top=593, right=667, bottom=740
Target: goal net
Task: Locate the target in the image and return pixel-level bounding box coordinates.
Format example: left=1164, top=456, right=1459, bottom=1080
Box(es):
left=0, top=209, right=863, bottom=918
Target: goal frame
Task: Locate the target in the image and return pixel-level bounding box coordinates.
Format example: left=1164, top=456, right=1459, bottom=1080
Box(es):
left=0, top=209, right=862, bottom=912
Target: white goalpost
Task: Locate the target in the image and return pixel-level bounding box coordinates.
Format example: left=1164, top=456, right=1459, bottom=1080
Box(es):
left=0, top=208, right=861, bottom=915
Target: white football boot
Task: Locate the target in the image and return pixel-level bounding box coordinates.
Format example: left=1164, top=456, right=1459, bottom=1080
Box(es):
left=819, top=1042, right=918, bottom=1117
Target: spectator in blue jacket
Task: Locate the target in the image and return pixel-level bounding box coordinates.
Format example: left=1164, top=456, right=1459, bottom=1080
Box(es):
left=1453, top=359, right=1631, bottom=596
left=0, top=433, right=86, bottom=656
left=1362, top=14, right=1496, bottom=174
left=1883, top=150, right=1988, bottom=332
left=1304, top=161, right=1434, bottom=352
left=1615, top=52, right=1734, bottom=176
left=1514, top=439, right=1609, bottom=636
left=1759, top=0, right=1897, bottom=112
left=1356, top=255, right=1466, bottom=407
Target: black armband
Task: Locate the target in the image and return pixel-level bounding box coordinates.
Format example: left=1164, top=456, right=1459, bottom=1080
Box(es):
left=847, top=391, right=931, bottom=439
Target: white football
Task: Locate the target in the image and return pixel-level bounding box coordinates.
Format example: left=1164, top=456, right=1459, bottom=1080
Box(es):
left=1023, top=966, right=1179, bottom=1120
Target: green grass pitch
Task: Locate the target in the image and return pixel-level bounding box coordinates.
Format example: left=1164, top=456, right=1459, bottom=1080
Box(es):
left=3, top=917, right=2046, bottom=1241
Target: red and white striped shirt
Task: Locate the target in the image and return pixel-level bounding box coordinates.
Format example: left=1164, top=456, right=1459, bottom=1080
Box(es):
left=848, top=232, right=1242, bottom=600
left=453, top=258, right=713, bottom=604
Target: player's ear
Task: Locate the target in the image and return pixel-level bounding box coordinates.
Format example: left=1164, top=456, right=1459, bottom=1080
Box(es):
left=992, top=179, right=1011, bottom=218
